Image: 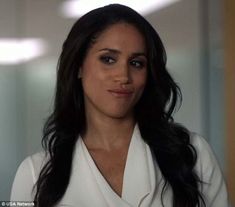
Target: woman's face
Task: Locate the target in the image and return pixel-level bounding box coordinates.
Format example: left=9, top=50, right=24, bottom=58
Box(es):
left=80, top=23, right=147, bottom=120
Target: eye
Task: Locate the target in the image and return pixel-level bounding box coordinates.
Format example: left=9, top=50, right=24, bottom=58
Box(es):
left=99, top=56, right=116, bottom=64
left=129, top=59, right=145, bottom=69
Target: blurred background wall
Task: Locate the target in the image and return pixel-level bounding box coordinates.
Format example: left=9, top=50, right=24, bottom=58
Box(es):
left=0, top=0, right=234, bottom=204
left=224, top=0, right=235, bottom=204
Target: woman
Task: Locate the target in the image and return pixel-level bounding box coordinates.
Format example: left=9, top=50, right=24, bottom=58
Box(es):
left=11, top=4, right=229, bottom=207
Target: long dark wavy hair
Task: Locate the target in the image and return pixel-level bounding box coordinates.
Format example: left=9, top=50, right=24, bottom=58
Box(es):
left=34, top=4, right=205, bottom=207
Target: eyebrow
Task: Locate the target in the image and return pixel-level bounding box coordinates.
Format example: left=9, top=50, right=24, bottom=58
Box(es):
left=98, top=48, right=147, bottom=57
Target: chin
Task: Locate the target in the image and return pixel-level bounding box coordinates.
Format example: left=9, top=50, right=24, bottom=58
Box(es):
left=105, top=109, right=133, bottom=119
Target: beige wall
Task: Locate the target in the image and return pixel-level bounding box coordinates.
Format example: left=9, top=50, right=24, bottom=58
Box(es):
left=224, top=0, right=235, bottom=204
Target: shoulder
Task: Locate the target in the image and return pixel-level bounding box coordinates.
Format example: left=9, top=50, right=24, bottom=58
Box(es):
left=10, top=151, right=48, bottom=201
left=189, top=132, right=210, bottom=151
left=189, top=132, right=214, bottom=161
left=21, top=151, right=48, bottom=182
left=30, top=151, right=48, bottom=179
left=15, top=151, right=47, bottom=181
left=189, top=132, right=220, bottom=174
left=189, top=132, right=230, bottom=206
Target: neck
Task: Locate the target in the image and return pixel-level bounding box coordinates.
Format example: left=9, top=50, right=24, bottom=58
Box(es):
left=82, top=112, right=135, bottom=151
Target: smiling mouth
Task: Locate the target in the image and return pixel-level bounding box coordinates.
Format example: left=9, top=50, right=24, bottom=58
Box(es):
left=108, top=89, right=133, bottom=98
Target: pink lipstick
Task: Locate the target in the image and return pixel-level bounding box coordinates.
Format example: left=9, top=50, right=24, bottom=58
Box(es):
left=108, top=89, right=133, bottom=98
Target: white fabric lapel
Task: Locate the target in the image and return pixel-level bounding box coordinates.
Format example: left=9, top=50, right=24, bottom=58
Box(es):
left=80, top=137, right=132, bottom=207
left=121, top=125, right=152, bottom=206
left=58, top=124, right=170, bottom=207
left=122, top=125, right=172, bottom=207
left=58, top=138, right=109, bottom=207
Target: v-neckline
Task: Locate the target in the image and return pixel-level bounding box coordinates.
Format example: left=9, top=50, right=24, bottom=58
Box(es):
left=79, top=125, right=151, bottom=206
left=80, top=135, right=131, bottom=198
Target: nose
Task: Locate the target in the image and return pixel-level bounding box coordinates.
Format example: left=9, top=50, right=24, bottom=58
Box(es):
left=114, top=65, right=130, bottom=84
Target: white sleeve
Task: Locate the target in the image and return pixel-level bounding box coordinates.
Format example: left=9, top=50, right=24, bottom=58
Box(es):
left=10, top=157, right=36, bottom=201
left=192, top=134, right=230, bottom=207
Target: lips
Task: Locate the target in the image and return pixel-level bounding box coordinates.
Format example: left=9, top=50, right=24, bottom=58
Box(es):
left=108, top=89, right=133, bottom=98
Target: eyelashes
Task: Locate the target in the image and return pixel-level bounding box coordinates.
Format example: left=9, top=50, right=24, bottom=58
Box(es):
left=99, top=56, right=115, bottom=64
left=99, top=55, right=146, bottom=69
left=129, top=60, right=145, bottom=68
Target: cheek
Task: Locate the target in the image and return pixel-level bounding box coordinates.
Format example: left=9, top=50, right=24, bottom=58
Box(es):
left=135, top=72, right=147, bottom=90
left=82, top=62, right=99, bottom=83
left=132, top=74, right=147, bottom=105
left=81, top=68, right=108, bottom=95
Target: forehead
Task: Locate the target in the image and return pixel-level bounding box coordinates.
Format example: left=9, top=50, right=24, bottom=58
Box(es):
left=89, top=23, right=146, bottom=52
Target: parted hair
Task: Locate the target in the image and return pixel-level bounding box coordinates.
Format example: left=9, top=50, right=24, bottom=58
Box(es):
left=34, top=4, right=205, bottom=207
